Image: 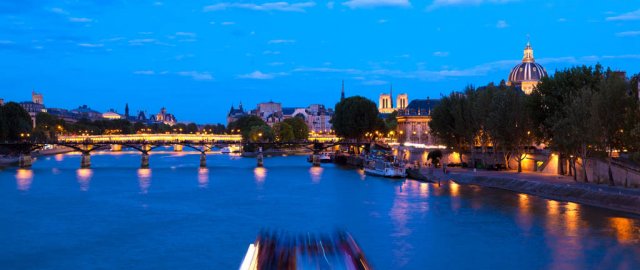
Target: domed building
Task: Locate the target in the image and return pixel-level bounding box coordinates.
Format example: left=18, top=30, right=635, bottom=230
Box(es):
left=507, top=41, right=548, bottom=94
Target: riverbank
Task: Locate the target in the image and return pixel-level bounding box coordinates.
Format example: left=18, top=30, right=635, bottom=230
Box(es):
left=437, top=168, right=640, bottom=216
left=0, top=146, right=74, bottom=167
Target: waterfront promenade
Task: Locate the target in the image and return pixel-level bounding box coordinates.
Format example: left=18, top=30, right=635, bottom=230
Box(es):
left=429, top=167, right=640, bottom=215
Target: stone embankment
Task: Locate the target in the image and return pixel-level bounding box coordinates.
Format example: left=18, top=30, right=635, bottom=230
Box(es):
left=447, top=169, right=640, bottom=216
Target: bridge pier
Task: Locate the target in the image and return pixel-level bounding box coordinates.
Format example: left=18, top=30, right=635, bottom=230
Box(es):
left=111, top=144, right=122, bottom=152
left=141, top=153, right=150, bottom=168
left=312, top=153, right=321, bottom=167
left=257, top=147, right=264, bottom=167
left=173, top=144, right=183, bottom=152
left=81, top=152, right=91, bottom=168
left=19, top=153, right=32, bottom=168
left=200, top=152, right=207, bottom=168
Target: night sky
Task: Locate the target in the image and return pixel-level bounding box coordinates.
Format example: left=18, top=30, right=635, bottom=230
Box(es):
left=1, top=0, right=639, bottom=123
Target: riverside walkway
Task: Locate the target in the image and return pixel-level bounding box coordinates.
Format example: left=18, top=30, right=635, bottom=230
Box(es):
left=429, top=167, right=640, bottom=215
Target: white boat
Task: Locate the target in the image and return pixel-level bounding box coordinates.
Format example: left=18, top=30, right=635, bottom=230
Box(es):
left=221, top=145, right=240, bottom=154
left=364, top=155, right=406, bottom=178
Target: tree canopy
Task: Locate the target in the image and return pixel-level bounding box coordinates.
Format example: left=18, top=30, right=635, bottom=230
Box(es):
left=0, top=102, right=33, bottom=141
left=332, top=96, right=379, bottom=140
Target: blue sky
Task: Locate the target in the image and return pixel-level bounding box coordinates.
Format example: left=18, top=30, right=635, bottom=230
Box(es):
left=1, top=0, right=639, bottom=124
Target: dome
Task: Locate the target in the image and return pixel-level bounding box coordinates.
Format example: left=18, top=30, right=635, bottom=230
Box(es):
left=508, top=62, right=548, bottom=83
left=507, top=41, right=548, bottom=94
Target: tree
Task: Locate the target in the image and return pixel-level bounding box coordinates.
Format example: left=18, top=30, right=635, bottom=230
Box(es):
left=332, top=96, right=379, bottom=140
left=228, top=115, right=269, bottom=141
left=249, top=125, right=274, bottom=142
left=592, top=70, right=635, bottom=185
left=282, top=117, right=309, bottom=141
left=202, top=123, right=225, bottom=134
left=186, top=123, right=198, bottom=133
left=273, top=122, right=294, bottom=142
left=0, top=102, right=33, bottom=141
left=530, top=64, right=606, bottom=179
left=34, top=112, right=64, bottom=141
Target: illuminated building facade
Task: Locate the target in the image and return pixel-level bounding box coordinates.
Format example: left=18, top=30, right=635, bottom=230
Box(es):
left=396, top=98, right=440, bottom=145
left=507, top=41, right=548, bottom=94
left=150, top=107, right=176, bottom=125
left=378, top=86, right=409, bottom=114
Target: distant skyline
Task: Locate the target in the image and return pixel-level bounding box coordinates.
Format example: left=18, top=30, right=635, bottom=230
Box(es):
left=1, top=0, right=639, bottom=123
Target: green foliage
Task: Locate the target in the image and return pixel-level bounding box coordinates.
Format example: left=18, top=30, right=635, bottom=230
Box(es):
left=34, top=112, right=66, bottom=141
left=202, top=123, right=226, bottom=134
left=273, top=122, right=294, bottom=142
left=0, top=102, right=33, bottom=141
left=249, top=125, right=274, bottom=142
left=186, top=123, right=198, bottom=133
left=227, top=115, right=269, bottom=141
left=332, top=96, right=379, bottom=140
left=282, top=117, right=309, bottom=141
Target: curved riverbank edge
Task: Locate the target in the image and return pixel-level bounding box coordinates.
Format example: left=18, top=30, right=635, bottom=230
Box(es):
left=452, top=173, right=640, bottom=216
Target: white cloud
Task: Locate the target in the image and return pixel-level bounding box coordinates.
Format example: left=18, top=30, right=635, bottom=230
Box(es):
left=128, top=39, right=156, bottom=45
left=496, top=20, right=508, bottom=28
left=69, top=17, right=93, bottom=23
left=327, top=1, right=335, bottom=9
left=176, top=32, right=196, bottom=37
left=177, top=71, right=213, bottom=81
left=238, top=71, right=281, bottom=79
left=557, top=18, right=567, bottom=23
left=343, top=0, right=411, bottom=9
left=268, top=39, right=296, bottom=44
left=616, top=31, right=640, bottom=37
left=428, top=0, right=515, bottom=10
left=222, top=21, right=236, bottom=25
left=362, top=79, right=388, bottom=85
left=50, top=7, right=68, bottom=15
left=378, top=19, right=388, bottom=24
left=263, top=50, right=281, bottom=55
left=134, top=70, right=155, bottom=75
left=204, top=2, right=316, bottom=12
left=606, top=9, right=640, bottom=21
left=433, top=51, right=449, bottom=57
left=269, top=62, right=285, bottom=66
left=0, top=40, right=15, bottom=44
left=78, top=43, right=104, bottom=48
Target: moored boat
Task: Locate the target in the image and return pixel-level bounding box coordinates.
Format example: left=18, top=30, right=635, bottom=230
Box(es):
left=363, top=142, right=406, bottom=178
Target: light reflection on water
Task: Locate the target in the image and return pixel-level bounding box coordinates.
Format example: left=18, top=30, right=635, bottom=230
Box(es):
left=15, top=169, right=33, bottom=191
left=198, top=168, right=209, bottom=188
left=253, top=167, right=266, bottom=183
left=309, top=166, right=323, bottom=183
left=1, top=154, right=639, bottom=269
left=76, top=168, right=93, bottom=191
left=137, top=168, right=152, bottom=194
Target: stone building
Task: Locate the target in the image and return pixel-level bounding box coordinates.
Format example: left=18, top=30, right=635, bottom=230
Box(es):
left=396, top=98, right=440, bottom=145
left=150, top=107, right=176, bottom=125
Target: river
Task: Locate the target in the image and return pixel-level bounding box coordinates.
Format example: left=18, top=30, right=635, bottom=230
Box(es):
left=1, top=151, right=639, bottom=269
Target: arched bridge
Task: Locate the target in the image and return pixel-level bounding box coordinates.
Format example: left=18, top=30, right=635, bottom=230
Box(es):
left=1, top=133, right=354, bottom=169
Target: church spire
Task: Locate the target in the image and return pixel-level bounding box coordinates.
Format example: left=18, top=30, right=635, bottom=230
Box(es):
left=523, top=38, right=534, bottom=63
left=389, top=83, right=393, bottom=108
left=341, top=80, right=345, bottom=101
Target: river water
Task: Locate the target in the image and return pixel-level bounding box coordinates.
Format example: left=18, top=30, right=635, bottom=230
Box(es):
left=1, top=151, right=640, bottom=269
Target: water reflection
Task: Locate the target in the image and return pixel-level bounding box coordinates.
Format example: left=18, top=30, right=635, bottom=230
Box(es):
left=357, top=169, right=366, bottom=180
left=198, top=168, right=209, bottom=188
left=76, top=169, right=93, bottom=191
left=517, top=194, right=533, bottom=232
left=391, top=181, right=412, bottom=268
left=15, top=169, right=33, bottom=191
left=309, top=166, right=323, bottom=183
left=254, top=167, right=266, bottom=183
left=54, top=154, right=64, bottom=162
left=137, top=168, right=152, bottom=194
left=609, top=217, right=637, bottom=244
